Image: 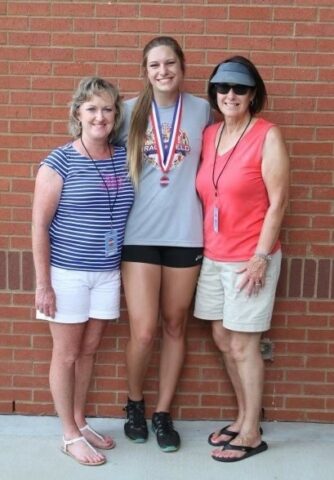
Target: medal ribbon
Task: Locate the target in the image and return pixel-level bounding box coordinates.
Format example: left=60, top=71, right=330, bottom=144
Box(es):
left=150, top=93, right=182, bottom=174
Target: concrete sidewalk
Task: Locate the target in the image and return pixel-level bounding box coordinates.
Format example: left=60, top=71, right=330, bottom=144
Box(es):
left=0, top=415, right=333, bottom=480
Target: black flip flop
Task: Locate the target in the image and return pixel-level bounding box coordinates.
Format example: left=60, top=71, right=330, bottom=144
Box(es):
left=208, top=425, right=263, bottom=447
left=208, top=425, right=238, bottom=446
left=212, top=440, right=268, bottom=463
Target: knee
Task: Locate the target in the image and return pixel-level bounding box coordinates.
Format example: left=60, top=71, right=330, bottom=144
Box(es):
left=132, top=329, right=156, bottom=350
left=52, top=346, right=80, bottom=366
left=228, top=341, right=246, bottom=362
left=162, top=315, right=186, bottom=340
left=229, top=335, right=262, bottom=363
left=80, top=337, right=101, bottom=357
left=212, top=323, right=230, bottom=354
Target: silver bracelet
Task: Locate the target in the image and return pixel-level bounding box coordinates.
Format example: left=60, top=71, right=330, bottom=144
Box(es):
left=254, top=252, right=272, bottom=262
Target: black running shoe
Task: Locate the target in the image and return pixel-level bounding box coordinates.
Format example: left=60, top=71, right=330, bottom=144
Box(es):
left=124, top=398, right=148, bottom=443
left=151, top=412, right=180, bottom=452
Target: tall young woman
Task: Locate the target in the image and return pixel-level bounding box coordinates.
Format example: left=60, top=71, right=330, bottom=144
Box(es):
left=195, top=57, right=289, bottom=462
left=120, top=36, right=211, bottom=452
left=32, top=77, right=134, bottom=466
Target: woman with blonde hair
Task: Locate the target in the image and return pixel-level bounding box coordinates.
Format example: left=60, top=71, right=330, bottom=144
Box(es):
left=32, top=77, right=134, bottom=465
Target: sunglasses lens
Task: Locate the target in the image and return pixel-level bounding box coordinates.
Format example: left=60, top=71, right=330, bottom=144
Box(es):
left=233, top=85, right=250, bottom=95
left=215, top=84, right=250, bottom=95
left=215, top=84, right=230, bottom=94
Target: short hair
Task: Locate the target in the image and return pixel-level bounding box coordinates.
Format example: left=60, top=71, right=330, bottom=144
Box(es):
left=207, top=56, right=267, bottom=115
left=68, top=76, right=123, bottom=141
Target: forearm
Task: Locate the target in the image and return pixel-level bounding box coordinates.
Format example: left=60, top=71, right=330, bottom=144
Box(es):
left=32, top=225, right=52, bottom=288
left=255, top=202, right=287, bottom=256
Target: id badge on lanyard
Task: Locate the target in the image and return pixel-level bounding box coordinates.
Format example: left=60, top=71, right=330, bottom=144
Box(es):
left=104, top=229, right=118, bottom=257
left=213, top=206, right=219, bottom=233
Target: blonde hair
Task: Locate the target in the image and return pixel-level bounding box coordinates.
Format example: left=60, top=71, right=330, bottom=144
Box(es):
left=127, top=37, right=185, bottom=186
left=69, top=76, right=123, bottom=142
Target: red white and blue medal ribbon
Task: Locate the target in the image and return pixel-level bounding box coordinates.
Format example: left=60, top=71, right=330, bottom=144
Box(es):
left=150, top=93, right=182, bottom=186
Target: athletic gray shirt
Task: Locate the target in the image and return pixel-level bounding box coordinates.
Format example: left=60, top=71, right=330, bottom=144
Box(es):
left=121, top=93, right=211, bottom=247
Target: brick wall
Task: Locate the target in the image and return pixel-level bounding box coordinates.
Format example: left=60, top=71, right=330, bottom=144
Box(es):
left=0, top=1, right=333, bottom=422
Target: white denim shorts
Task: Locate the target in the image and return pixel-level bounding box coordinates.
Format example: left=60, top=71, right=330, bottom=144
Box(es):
left=194, top=250, right=282, bottom=332
left=36, top=266, right=121, bottom=324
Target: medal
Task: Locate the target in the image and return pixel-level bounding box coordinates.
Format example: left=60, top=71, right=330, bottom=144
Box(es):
left=160, top=175, right=170, bottom=187
left=150, top=94, right=183, bottom=187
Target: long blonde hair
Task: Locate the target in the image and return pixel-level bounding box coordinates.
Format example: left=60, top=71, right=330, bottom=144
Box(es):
left=127, top=36, right=185, bottom=186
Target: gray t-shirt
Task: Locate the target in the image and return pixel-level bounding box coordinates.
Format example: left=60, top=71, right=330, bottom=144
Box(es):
left=121, top=92, right=211, bottom=247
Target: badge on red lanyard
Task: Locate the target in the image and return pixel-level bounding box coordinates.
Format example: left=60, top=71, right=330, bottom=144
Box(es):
left=150, top=94, right=183, bottom=187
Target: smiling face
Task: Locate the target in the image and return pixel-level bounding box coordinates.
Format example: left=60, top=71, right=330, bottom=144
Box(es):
left=145, top=45, right=184, bottom=101
left=76, top=92, right=115, bottom=142
left=216, top=85, right=255, bottom=120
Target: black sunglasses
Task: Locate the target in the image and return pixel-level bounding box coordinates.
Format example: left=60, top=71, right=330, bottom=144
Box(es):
left=215, top=83, right=251, bottom=95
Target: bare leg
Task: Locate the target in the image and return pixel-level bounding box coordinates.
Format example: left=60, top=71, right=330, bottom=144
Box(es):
left=122, top=261, right=161, bottom=400
left=74, top=318, right=114, bottom=449
left=212, top=331, right=264, bottom=460
left=49, top=322, right=105, bottom=464
left=209, top=321, right=245, bottom=444
left=157, top=265, right=200, bottom=412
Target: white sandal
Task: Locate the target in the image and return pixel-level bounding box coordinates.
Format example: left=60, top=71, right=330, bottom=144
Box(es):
left=79, top=424, right=116, bottom=450
left=61, top=435, right=106, bottom=466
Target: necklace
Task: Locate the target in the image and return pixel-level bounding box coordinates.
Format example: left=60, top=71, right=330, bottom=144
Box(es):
left=211, top=116, right=252, bottom=233
left=80, top=137, right=118, bottom=224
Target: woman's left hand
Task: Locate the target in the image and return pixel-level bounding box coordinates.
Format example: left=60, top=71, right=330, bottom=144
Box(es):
left=236, top=255, right=268, bottom=296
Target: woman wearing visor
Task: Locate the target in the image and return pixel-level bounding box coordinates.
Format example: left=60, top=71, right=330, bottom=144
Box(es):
left=195, top=57, right=289, bottom=462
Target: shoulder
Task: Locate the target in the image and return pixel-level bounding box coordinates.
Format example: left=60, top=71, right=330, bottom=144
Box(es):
left=254, top=117, right=276, bottom=134
left=47, top=143, right=72, bottom=159
left=42, top=143, right=73, bottom=177
left=252, top=118, right=285, bottom=147
left=113, top=145, right=127, bottom=156
left=203, top=122, right=220, bottom=139
left=182, top=93, right=212, bottom=125
left=183, top=92, right=210, bottom=109
left=124, top=97, right=138, bottom=112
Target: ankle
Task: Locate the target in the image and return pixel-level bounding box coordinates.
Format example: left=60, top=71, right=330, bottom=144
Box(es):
left=74, top=416, right=86, bottom=429
left=128, top=396, right=145, bottom=404
left=63, top=427, right=81, bottom=440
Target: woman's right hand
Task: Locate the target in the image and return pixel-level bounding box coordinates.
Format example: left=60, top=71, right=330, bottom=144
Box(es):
left=35, top=285, right=56, bottom=318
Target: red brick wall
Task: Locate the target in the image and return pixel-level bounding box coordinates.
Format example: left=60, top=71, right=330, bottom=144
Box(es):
left=0, top=1, right=333, bottom=422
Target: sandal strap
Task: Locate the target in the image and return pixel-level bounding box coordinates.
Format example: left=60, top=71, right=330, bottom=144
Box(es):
left=79, top=424, right=104, bottom=442
left=223, top=443, right=253, bottom=453
left=218, top=425, right=238, bottom=437
left=62, top=435, right=99, bottom=455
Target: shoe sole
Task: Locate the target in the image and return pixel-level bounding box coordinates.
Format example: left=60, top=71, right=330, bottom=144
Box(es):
left=160, top=445, right=179, bottom=453
left=151, top=426, right=180, bottom=452
left=124, top=430, right=148, bottom=443
left=128, top=437, right=147, bottom=444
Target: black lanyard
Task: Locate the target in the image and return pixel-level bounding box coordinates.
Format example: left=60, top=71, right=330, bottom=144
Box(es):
left=80, top=138, right=119, bottom=225
left=212, top=116, right=252, bottom=196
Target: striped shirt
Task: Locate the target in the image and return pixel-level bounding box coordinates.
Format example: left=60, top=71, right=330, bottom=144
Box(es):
left=42, top=143, right=134, bottom=271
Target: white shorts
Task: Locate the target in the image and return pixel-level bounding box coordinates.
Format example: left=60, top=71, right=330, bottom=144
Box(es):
left=194, top=250, right=282, bottom=332
left=36, top=266, right=121, bottom=324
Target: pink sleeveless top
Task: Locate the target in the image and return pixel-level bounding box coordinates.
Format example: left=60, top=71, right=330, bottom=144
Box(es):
left=196, top=117, right=280, bottom=261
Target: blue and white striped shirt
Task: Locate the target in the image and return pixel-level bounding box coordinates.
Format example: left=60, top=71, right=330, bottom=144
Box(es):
left=42, top=143, right=134, bottom=271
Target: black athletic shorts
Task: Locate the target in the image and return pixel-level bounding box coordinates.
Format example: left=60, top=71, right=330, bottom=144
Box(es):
left=122, top=245, right=203, bottom=268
